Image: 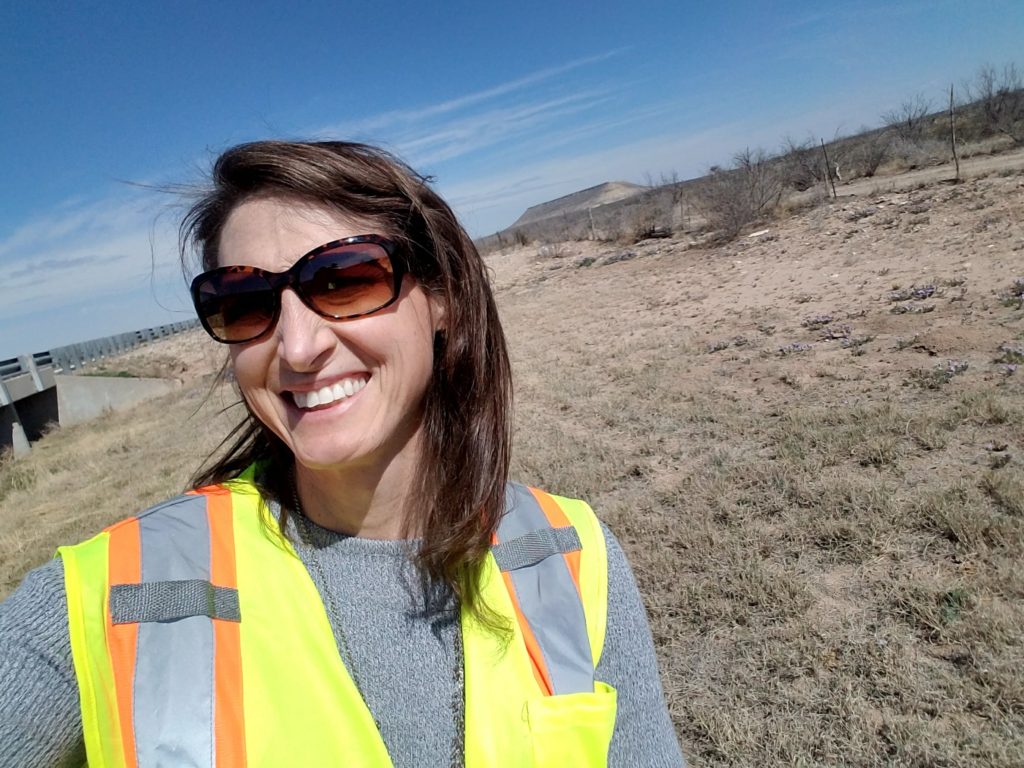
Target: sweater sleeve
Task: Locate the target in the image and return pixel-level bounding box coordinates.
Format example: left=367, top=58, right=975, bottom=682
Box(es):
left=0, top=558, right=85, bottom=767
left=596, top=521, right=686, bottom=767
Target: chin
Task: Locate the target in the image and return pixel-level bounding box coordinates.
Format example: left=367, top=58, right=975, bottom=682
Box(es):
left=288, top=438, right=371, bottom=471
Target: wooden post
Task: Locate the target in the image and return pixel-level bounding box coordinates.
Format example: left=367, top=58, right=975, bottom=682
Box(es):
left=949, top=84, right=961, bottom=183
left=588, top=207, right=596, bottom=240
left=820, top=139, right=837, bottom=199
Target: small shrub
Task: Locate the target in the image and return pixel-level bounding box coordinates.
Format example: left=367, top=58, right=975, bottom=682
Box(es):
left=841, top=335, right=874, bottom=350
left=537, top=242, right=567, bottom=259
left=888, top=284, right=936, bottom=302
left=940, top=588, right=972, bottom=626
left=908, top=363, right=964, bottom=389
left=997, top=278, right=1024, bottom=308
left=995, top=343, right=1024, bottom=364
left=802, top=314, right=833, bottom=330
left=890, top=302, right=935, bottom=315
left=820, top=324, right=851, bottom=340
left=945, top=359, right=969, bottom=376
left=603, top=250, right=637, bottom=266
left=845, top=207, right=878, bottom=222
left=632, top=225, right=672, bottom=242
left=779, top=342, right=813, bottom=356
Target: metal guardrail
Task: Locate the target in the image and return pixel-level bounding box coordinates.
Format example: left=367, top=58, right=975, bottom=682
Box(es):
left=1, top=319, right=199, bottom=380
left=0, top=358, right=22, bottom=380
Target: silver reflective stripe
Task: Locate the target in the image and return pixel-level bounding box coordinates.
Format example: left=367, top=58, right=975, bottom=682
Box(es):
left=494, top=483, right=594, bottom=695
left=110, top=580, right=240, bottom=624
left=133, top=494, right=215, bottom=768
left=491, top=526, right=581, bottom=572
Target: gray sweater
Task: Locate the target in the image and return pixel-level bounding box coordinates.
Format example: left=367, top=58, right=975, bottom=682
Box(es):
left=0, top=512, right=684, bottom=766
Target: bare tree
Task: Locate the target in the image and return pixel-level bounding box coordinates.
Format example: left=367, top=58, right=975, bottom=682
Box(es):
left=659, top=171, right=689, bottom=230
left=695, top=148, right=783, bottom=240
left=882, top=94, right=933, bottom=145
left=845, top=127, right=892, bottom=178
left=967, top=63, right=1024, bottom=144
left=779, top=136, right=826, bottom=191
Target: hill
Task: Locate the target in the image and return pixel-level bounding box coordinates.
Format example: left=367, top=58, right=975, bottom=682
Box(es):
left=510, top=181, right=646, bottom=227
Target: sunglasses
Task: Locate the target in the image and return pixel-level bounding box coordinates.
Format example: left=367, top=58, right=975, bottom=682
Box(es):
left=191, top=235, right=404, bottom=344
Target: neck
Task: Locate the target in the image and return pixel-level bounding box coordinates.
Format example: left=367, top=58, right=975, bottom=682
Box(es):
left=292, top=431, right=425, bottom=540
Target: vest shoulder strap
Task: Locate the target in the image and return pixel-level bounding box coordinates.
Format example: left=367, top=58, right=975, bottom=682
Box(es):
left=490, top=482, right=607, bottom=695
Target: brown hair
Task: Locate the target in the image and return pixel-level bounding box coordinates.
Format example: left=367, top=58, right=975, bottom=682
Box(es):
left=182, top=140, right=512, bottom=619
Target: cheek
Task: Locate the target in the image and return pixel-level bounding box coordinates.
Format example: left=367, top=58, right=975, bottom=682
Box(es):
left=229, top=344, right=273, bottom=396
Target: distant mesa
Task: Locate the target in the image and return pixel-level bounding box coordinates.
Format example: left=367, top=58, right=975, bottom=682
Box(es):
left=511, top=181, right=646, bottom=227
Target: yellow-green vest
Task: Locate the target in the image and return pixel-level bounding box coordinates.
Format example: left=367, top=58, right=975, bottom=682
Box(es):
left=58, top=472, right=617, bottom=767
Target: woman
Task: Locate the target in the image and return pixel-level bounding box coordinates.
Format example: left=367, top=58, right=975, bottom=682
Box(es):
left=0, top=141, right=683, bottom=766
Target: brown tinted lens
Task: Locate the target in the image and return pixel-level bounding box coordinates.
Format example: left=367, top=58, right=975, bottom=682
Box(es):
left=299, top=245, right=397, bottom=318
left=196, top=270, right=276, bottom=342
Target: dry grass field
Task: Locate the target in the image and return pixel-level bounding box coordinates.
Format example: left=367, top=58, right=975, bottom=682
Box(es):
left=2, top=163, right=1022, bottom=765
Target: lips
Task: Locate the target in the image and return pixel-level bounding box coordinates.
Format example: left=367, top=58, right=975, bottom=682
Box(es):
left=290, top=376, right=368, bottom=409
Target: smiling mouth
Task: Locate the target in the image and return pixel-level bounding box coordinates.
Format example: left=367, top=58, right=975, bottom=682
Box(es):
left=290, top=377, right=368, bottom=410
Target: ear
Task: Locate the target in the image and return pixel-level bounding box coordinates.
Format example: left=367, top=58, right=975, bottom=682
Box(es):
left=428, top=292, right=447, bottom=334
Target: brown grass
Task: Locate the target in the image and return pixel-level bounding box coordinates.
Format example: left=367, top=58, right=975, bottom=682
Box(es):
left=2, top=168, right=1023, bottom=766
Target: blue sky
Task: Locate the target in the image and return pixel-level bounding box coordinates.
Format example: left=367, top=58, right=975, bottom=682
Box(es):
left=1, top=0, right=1021, bottom=359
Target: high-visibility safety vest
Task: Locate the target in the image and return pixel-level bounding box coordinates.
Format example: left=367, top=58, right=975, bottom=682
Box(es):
left=58, top=469, right=617, bottom=767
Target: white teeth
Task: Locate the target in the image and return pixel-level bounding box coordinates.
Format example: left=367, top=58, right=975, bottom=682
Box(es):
left=291, top=377, right=367, bottom=409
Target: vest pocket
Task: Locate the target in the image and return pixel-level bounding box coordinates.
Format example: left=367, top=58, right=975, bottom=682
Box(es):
left=525, top=682, right=617, bottom=766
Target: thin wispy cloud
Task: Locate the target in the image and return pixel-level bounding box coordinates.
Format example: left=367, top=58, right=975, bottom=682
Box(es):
left=0, top=193, right=183, bottom=322
left=322, top=48, right=627, bottom=137
left=399, top=90, right=616, bottom=166
left=312, top=50, right=632, bottom=171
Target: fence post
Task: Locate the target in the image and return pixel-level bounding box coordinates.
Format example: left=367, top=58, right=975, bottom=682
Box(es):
left=819, top=139, right=837, bottom=199
left=0, top=383, right=31, bottom=457
left=17, top=355, right=44, bottom=391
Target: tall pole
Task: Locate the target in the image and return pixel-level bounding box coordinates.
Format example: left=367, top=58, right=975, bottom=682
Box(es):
left=949, top=84, right=961, bottom=183
left=820, top=139, right=837, bottom=199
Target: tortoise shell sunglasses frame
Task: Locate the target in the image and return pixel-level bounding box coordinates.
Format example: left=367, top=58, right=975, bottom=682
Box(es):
left=190, top=234, right=406, bottom=344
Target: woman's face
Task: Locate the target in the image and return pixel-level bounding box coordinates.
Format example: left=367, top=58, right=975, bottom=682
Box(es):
left=218, top=196, right=442, bottom=472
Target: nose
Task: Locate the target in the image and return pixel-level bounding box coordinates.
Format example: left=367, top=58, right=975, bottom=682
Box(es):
left=274, top=289, right=335, bottom=372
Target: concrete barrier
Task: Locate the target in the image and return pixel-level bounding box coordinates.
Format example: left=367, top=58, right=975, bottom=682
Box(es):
left=0, top=401, right=31, bottom=457
left=56, top=375, right=182, bottom=427
left=1, top=320, right=200, bottom=455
